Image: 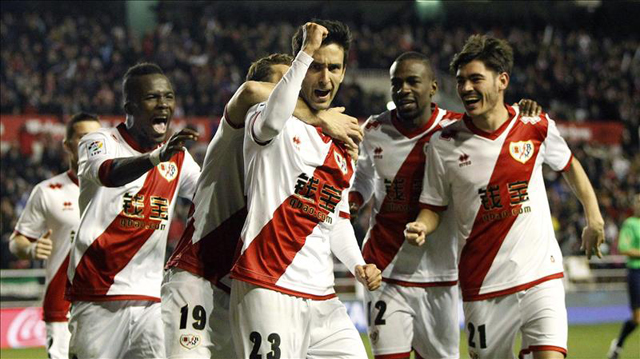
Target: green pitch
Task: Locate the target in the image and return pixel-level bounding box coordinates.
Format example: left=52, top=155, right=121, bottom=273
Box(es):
left=1, top=323, right=638, bottom=358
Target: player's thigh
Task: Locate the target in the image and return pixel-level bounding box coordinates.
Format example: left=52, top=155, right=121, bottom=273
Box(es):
left=162, top=268, right=217, bottom=358
left=628, top=268, right=640, bottom=311
left=307, top=297, right=367, bottom=359
left=210, top=284, right=236, bottom=359
left=127, top=301, right=165, bottom=359
left=518, top=280, right=567, bottom=359
left=413, top=286, right=460, bottom=359
left=364, top=283, right=414, bottom=357
left=68, top=301, right=129, bottom=359
left=45, top=321, right=70, bottom=359
left=230, top=280, right=310, bottom=359
left=463, top=294, right=520, bottom=359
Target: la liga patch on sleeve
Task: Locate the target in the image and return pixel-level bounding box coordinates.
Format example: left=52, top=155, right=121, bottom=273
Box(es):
left=88, top=140, right=105, bottom=157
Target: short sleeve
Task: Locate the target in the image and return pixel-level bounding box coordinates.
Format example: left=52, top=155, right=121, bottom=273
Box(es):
left=542, top=116, right=573, bottom=172
left=77, top=131, right=114, bottom=186
left=178, top=150, right=201, bottom=200
left=13, top=185, right=47, bottom=240
left=419, top=137, right=449, bottom=209
left=618, top=219, right=635, bottom=253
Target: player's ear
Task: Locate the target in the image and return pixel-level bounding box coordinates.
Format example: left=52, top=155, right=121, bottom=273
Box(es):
left=498, top=72, right=509, bottom=91
left=431, top=79, right=438, bottom=97
left=124, top=101, right=135, bottom=115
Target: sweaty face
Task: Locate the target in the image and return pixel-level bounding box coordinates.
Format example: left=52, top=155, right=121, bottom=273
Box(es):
left=300, top=43, right=346, bottom=111
left=128, top=74, right=175, bottom=144
left=268, top=64, right=290, bottom=83
left=455, top=60, right=508, bottom=119
left=65, top=120, right=102, bottom=166
left=390, top=60, right=437, bottom=122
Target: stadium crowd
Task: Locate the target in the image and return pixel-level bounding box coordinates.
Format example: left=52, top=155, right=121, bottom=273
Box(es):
left=1, top=6, right=638, bottom=271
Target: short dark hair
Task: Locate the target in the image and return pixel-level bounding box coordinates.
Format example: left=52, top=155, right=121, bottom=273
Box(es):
left=66, top=112, right=100, bottom=140
left=291, top=19, right=352, bottom=66
left=393, top=51, right=434, bottom=78
left=122, top=62, right=165, bottom=104
left=246, top=53, right=293, bottom=82
left=449, top=34, right=514, bottom=76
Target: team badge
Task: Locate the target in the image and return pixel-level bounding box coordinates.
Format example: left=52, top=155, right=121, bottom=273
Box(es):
left=369, top=329, right=379, bottom=344
left=509, top=140, right=534, bottom=164
left=334, top=151, right=348, bottom=175
left=87, top=140, right=105, bottom=157
left=158, top=161, right=179, bottom=182
left=179, top=334, right=201, bottom=350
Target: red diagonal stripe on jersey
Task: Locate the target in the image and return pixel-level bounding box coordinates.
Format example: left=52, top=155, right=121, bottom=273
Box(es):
left=231, top=142, right=353, bottom=291
left=166, top=206, right=248, bottom=285
left=363, top=131, right=435, bottom=271
left=459, top=112, right=548, bottom=300
left=42, top=254, right=71, bottom=322
left=68, top=152, right=185, bottom=300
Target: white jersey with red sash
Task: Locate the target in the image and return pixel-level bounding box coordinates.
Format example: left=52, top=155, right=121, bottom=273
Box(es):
left=230, top=103, right=355, bottom=299
left=166, top=112, right=246, bottom=291
left=420, top=105, right=572, bottom=301
left=350, top=105, right=462, bottom=285
left=68, top=123, right=200, bottom=302
left=14, top=171, right=78, bottom=322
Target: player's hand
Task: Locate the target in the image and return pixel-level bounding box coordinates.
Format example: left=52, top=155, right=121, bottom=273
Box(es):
left=404, top=222, right=426, bottom=246
left=317, top=107, right=363, bottom=150
left=301, top=22, right=328, bottom=56
left=31, top=229, right=53, bottom=260
left=581, top=220, right=604, bottom=260
left=515, top=99, right=542, bottom=117
left=355, top=264, right=382, bottom=291
left=159, top=128, right=199, bottom=162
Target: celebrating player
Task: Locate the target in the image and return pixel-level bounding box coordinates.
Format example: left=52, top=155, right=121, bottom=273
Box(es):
left=9, top=113, right=100, bottom=359
left=405, top=34, right=604, bottom=359
left=350, top=51, right=542, bottom=359
left=608, top=194, right=640, bottom=359
left=162, top=53, right=362, bottom=359
left=66, top=63, right=201, bottom=359
left=229, top=20, right=381, bottom=358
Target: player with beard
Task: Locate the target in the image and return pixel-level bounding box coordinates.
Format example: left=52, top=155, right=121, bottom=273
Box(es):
left=230, top=20, right=381, bottom=358
left=162, top=53, right=362, bottom=359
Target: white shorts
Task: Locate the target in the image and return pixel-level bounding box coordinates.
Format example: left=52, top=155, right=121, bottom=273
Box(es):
left=230, top=280, right=367, bottom=359
left=162, top=268, right=235, bottom=359
left=45, top=321, right=71, bottom=359
left=463, top=279, right=567, bottom=359
left=68, top=300, right=164, bottom=359
left=364, top=281, right=459, bottom=359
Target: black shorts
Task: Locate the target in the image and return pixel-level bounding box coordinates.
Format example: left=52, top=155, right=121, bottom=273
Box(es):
left=628, top=268, right=640, bottom=310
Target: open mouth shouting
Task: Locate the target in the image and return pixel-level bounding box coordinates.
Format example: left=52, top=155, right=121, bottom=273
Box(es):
left=151, top=114, right=169, bottom=135
left=462, top=94, right=482, bottom=111
left=313, top=88, right=332, bottom=102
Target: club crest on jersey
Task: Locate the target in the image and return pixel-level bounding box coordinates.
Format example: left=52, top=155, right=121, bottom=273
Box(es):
left=179, top=334, right=201, bottom=350
left=334, top=151, right=348, bottom=175
left=509, top=140, right=534, bottom=164
left=87, top=140, right=105, bottom=157
left=158, top=161, right=178, bottom=182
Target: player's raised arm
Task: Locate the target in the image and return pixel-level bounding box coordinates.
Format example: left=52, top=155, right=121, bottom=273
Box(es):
left=253, top=22, right=327, bottom=142
left=561, top=157, right=605, bottom=259
left=93, top=128, right=199, bottom=188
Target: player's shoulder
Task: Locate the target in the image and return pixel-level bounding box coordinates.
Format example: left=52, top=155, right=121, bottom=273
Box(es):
left=33, top=172, right=73, bottom=194
left=433, top=119, right=466, bottom=143
left=363, top=110, right=391, bottom=132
